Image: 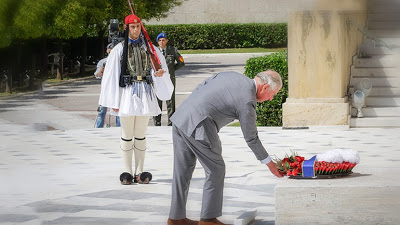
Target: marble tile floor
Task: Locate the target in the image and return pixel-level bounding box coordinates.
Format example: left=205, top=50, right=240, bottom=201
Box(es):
left=1, top=119, right=399, bottom=225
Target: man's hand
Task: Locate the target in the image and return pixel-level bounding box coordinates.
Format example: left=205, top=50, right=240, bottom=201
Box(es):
left=154, top=69, right=165, bottom=77
left=95, top=66, right=104, bottom=78
left=267, top=161, right=284, bottom=178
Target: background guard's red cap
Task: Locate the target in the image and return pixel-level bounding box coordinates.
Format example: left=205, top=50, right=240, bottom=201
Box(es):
left=124, top=14, right=141, bottom=24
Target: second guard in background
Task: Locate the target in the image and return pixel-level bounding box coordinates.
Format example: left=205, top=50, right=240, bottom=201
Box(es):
left=153, top=32, right=185, bottom=126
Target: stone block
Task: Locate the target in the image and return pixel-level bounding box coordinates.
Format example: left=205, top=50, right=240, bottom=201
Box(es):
left=234, top=210, right=257, bottom=225
left=282, top=98, right=349, bottom=127
left=275, top=179, right=400, bottom=225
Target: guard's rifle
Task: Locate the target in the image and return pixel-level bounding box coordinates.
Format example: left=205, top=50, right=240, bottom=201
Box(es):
left=127, top=0, right=161, bottom=71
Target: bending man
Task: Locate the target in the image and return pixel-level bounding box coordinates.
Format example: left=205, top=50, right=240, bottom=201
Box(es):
left=168, top=70, right=284, bottom=225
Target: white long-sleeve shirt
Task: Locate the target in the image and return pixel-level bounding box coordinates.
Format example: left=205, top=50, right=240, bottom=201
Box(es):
left=94, top=57, right=108, bottom=79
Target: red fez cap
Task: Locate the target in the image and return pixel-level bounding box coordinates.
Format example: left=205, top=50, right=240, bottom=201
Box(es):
left=124, top=14, right=141, bottom=24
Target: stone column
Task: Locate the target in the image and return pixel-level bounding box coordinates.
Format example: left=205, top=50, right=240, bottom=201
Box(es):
left=282, top=3, right=367, bottom=127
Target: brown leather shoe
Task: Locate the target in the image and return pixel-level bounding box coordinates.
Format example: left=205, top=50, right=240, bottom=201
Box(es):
left=167, top=218, right=198, bottom=225
left=198, top=218, right=230, bottom=225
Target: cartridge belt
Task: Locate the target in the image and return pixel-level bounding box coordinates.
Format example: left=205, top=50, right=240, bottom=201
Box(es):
left=122, top=74, right=153, bottom=85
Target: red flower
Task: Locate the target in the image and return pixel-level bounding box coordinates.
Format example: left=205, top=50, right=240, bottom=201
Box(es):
left=274, top=152, right=358, bottom=177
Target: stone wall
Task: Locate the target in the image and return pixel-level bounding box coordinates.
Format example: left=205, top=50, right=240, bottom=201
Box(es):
left=145, top=0, right=315, bottom=24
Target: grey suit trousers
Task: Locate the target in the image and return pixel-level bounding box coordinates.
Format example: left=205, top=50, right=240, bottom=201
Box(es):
left=169, top=118, right=226, bottom=219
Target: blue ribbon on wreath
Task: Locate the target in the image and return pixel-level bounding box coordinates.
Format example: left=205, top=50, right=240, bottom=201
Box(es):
left=302, top=155, right=316, bottom=177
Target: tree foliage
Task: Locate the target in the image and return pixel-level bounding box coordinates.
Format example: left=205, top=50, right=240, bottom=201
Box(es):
left=13, top=0, right=55, bottom=39
left=54, top=1, right=87, bottom=39
left=1, top=0, right=183, bottom=47
left=0, top=0, right=21, bottom=48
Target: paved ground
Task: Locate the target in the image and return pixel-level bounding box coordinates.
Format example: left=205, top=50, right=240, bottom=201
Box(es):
left=1, top=53, right=399, bottom=225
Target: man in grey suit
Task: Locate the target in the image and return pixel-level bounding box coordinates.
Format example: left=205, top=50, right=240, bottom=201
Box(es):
left=167, top=70, right=284, bottom=225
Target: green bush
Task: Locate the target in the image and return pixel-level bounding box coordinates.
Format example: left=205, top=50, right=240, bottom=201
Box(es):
left=244, top=51, right=288, bottom=126
left=146, top=23, right=287, bottom=50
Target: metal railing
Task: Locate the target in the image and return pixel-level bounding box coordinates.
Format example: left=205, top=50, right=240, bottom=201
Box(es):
left=347, top=19, right=391, bottom=50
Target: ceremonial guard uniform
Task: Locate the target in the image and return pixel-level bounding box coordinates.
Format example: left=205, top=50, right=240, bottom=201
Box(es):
left=99, top=15, right=173, bottom=185
left=153, top=32, right=185, bottom=126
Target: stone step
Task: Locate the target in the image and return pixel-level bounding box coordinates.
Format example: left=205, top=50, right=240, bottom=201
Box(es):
left=368, top=6, right=400, bottom=11
left=362, top=46, right=395, bottom=55
left=360, top=106, right=400, bottom=117
left=370, top=87, right=400, bottom=96
left=368, top=21, right=400, bottom=29
left=350, top=86, right=400, bottom=96
left=368, top=13, right=400, bottom=21
left=350, top=77, right=400, bottom=88
left=353, top=55, right=399, bottom=68
left=351, top=66, right=399, bottom=77
left=365, top=96, right=400, bottom=106
left=375, top=38, right=400, bottom=49
left=368, top=29, right=400, bottom=38
left=368, top=4, right=400, bottom=13
left=360, top=33, right=400, bottom=52
left=350, top=116, right=400, bottom=127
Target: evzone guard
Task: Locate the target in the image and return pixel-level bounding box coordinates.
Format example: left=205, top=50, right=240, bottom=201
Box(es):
left=98, top=14, right=173, bottom=185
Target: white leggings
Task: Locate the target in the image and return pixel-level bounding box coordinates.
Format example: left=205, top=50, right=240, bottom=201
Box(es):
left=119, top=116, right=150, bottom=175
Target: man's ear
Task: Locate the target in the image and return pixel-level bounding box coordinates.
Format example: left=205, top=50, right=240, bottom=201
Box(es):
left=123, top=24, right=127, bottom=30
left=263, top=83, right=270, bottom=90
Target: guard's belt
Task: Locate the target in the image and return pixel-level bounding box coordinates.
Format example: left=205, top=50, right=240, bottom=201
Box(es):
left=122, top=75, right=153, bottom=85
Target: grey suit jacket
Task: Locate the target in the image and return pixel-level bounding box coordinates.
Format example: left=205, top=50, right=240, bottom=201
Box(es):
left=170, top=71, right=269, bottom=160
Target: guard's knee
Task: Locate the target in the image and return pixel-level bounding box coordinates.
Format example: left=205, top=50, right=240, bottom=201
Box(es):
left=134, top=137, right=146, bottom=151
left=120, top=137, right=133, bottom=151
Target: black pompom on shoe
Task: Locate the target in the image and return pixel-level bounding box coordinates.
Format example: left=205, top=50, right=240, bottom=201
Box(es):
left=135, top=172, right=152, bottom=184
left=120, top=172, right=134, bottom=185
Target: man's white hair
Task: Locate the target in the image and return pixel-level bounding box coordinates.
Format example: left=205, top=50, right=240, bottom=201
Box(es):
left=256, top=70, right=282, bottom=90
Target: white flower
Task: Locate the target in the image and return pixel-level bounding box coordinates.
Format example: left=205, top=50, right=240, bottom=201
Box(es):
left=333, top=148, right=360, bottom=164
left=316, top=149, right=360, bottom=164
